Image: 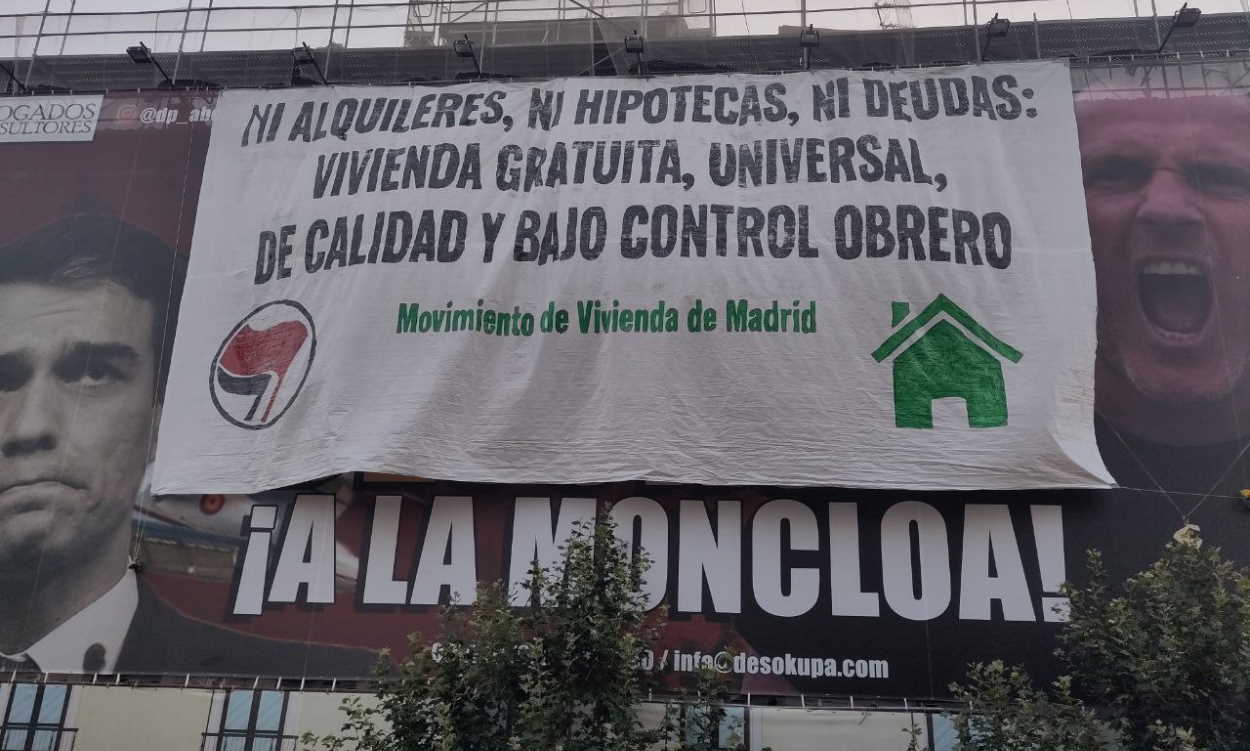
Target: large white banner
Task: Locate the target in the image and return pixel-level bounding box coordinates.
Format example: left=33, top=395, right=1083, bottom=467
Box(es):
left=154, top=62, right=1111, bottom=493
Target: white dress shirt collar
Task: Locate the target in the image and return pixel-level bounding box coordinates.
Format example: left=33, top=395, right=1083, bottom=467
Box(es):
left=1, top=569, right=138, bottom=674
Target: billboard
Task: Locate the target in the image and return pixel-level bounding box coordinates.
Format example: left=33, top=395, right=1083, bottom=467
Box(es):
left=0, top=95, right=103, bottom=143
left=152, top=61, right=1111, bottom=493
left=0, top=92, right=370, bottom=677
left=2, top=59, right=1249, bottom=696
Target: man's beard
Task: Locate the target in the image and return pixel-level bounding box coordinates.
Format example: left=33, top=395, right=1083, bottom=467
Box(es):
left=1100, top=335, right=1250, bottom=407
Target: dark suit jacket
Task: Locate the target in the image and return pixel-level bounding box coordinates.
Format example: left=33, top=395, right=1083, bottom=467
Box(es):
left=114, top=581, right=379, bottom=677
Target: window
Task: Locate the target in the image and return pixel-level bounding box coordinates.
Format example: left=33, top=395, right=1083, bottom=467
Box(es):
left=215, top=690, right=289, bottom=751
left=680, top=704, right=747, bottom=750
left=930, top=713, right=957, bottom=751
left=1, top=684, right=71, bottom=751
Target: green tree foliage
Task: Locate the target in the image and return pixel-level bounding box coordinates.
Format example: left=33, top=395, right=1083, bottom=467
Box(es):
left=951, top=534, right=1250, bottom=751
left=300, top=514, right=666, bottom=751
left=950, top=661, right=1110, bottom=749
left=511, top=515, right=666, bottom=751
left=1060, top=537, right=1250, bottom=750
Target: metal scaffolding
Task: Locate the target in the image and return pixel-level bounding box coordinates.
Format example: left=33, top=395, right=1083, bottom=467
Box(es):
left=1, top=0, right=1248, bottom=92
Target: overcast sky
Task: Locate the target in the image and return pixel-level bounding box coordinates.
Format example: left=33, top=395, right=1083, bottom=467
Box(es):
left=5, top=0, right=1249, bottom=55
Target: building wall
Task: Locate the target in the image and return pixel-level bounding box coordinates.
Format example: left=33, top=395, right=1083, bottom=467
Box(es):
left=750, top=707, right=928, bottom=750
left=288, top=691, right=386, bottom=742
left=72, top=686, right=213, bottom=751
left=0, top=682, right=939, bottom=751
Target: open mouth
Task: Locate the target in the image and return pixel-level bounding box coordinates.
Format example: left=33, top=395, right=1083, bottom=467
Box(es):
left=1138, top=260, right=1212, bottom=337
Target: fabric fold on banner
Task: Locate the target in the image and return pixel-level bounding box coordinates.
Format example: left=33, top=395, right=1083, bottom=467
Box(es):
left=154, top=61, right=1112, bottom=493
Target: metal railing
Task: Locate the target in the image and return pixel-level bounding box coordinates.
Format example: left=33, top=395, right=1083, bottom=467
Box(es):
left=201, top=732, right=300, bottom=751
left=0, top=726, right=78, bottom=751
left=1, top=0, right=1248, bottom=93
left=4, top=0, right=1246, bottom=60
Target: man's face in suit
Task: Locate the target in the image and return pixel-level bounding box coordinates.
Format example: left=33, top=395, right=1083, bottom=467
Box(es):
left=0, top=280, right=156, bottom=573
left=1078, top=96, right=1250, bottom=442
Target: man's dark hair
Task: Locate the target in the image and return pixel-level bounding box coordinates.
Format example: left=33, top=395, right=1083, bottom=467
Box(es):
left=0, top=213, right=187, bottom=396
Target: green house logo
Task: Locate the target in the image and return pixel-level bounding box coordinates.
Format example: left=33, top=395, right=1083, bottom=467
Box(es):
left=871, top=295, right=1022, bottom=429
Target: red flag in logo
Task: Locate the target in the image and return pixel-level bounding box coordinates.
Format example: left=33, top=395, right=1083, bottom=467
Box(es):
left=216, top=321, right=309, bottom=422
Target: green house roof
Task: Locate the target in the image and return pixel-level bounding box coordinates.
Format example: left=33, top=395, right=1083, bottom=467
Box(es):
left=871, top=294, right=1023, bottom=364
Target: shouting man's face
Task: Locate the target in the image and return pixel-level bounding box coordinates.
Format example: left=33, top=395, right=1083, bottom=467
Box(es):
left=1079, top=95, right=1250, bottom=444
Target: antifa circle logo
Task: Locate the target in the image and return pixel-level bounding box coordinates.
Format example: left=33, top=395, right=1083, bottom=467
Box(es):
left=210, top=300, right=316, bottom=430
